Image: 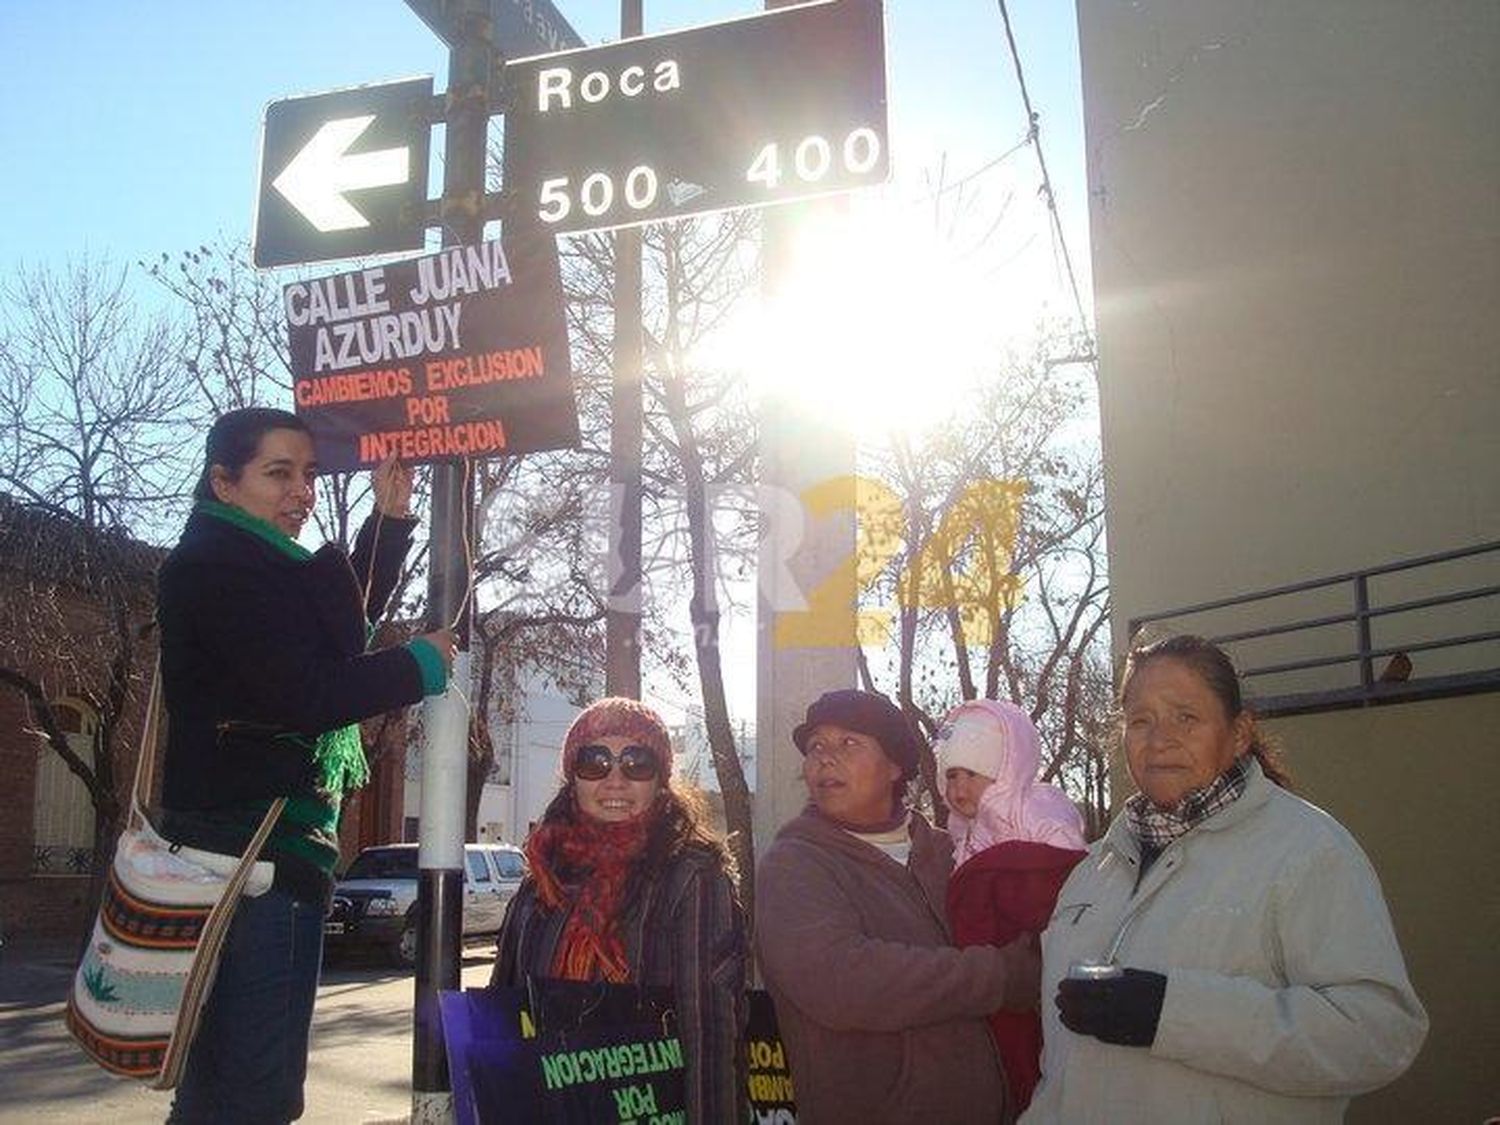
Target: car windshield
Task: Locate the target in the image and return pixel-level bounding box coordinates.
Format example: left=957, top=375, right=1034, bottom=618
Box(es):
left=342, top=848, right=418, bottom=880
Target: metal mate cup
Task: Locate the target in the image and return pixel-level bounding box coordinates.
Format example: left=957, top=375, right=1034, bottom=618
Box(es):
left=1067, top=960, right=1124, bottom=981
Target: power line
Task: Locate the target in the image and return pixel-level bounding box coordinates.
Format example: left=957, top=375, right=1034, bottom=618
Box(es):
left=994, top=0, right=1094, bottom=352
left=928, top=127, right=1035, bottom=200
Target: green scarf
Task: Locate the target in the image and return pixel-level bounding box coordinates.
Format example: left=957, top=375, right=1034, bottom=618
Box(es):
left=196, top=500, right=370, bottom=796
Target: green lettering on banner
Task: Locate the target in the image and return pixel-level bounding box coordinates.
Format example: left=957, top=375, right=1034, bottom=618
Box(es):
left=541, top=1051, right=564, bottom=1090
left=539, top=1036, right=687, bottom=1113
left=611, top=1085, right=634, bottom=1120
left=611, top=1082, right=658, bottom=1117
left=541, top=1049, right=592, bottom=1090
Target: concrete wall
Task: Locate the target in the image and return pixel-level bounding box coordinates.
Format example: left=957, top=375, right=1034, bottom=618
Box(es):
left=1080, top=0, right=1498, bottom=618
left=1266, top=696, right=1499, bottom=1122
left=1077, top=1, right=1499, bottom=1118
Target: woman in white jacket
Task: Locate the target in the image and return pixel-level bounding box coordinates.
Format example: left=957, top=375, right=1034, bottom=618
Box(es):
left=1024, top=634, right=1426, bottom=1124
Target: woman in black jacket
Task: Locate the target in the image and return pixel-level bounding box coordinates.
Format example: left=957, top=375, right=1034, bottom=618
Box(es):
left=158, top=407, right=452, bottom=1124
left=490, top=697, right=748, bottom=1123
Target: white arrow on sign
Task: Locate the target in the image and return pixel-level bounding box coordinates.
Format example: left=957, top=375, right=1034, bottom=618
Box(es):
left=272, top=116, right=410, bottom=233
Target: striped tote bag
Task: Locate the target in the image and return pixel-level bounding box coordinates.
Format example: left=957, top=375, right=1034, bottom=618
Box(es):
left=65, top=665, right=283, bottom=1089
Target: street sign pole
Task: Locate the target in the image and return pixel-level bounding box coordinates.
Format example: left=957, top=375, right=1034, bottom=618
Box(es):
left=412, top=1, right=489, bottom=1120
left=604, top=0, right=645, bottom=700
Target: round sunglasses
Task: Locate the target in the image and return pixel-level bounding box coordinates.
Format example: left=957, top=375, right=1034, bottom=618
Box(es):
left=572, top=743, right=661, bottom=782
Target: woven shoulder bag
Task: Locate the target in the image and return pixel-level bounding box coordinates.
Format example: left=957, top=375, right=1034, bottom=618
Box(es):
left=65, top=662, right=284, bottom=1089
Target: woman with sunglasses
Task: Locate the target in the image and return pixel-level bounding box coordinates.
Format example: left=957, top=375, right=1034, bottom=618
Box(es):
left=490, top=697, right=748, bottom=1122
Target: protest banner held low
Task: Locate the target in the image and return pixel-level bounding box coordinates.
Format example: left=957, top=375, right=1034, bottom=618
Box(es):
left=286, top=220, right=576, bottom=471
left=747, top=989, right=798, bottom=1124
left=440, top=980, right=686, bottom=1125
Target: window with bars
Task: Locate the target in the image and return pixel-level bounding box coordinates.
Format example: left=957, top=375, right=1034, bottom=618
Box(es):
left=32, top=697, right=98, bottom=876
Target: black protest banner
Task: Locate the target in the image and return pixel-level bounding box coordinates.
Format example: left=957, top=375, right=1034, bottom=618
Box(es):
left=286, top=223, right=575, bottom=471
left=746, top=989, right=797, bottom=1124
left=441, top=984, right=686, bottom=1125
left=477, top=1024, right=688, bottom=1124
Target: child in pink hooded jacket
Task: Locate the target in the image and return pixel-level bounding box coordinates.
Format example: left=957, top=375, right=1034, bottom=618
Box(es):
left=935, top=699, right=1087, bottom=1113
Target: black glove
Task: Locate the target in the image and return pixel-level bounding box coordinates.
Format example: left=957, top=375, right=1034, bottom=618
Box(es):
left=1055, top=968, right=1167, bottom=1047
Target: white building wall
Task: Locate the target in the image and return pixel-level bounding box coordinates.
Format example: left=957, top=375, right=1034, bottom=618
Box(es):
left=403, top=668, right=586, bottom=845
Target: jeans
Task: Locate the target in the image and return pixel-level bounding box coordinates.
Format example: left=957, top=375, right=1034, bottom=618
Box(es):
left=166, top=888, right=325, bottom=1124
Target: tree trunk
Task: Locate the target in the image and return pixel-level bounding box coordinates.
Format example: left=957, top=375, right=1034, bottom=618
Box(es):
left=465, top=731, right=491, bottom=843
left=688, top=592, right=756, bottom=929
left=660, top=346, right=757, bottom=932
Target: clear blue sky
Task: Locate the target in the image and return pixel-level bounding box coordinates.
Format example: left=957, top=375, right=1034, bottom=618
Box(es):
left=0, top=0, right=1092, bottom=742
left=0, top=1, right=1090, bottom=314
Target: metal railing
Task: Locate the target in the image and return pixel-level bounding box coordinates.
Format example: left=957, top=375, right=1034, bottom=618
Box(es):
left=1129, top=541, right=1500, bottom=716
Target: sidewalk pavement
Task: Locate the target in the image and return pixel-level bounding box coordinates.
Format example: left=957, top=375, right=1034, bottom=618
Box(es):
left=0, top=934, right=495, bottom=1124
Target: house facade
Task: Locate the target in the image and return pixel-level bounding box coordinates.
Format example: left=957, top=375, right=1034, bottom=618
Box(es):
left=0, top=498, right=158, bottom=938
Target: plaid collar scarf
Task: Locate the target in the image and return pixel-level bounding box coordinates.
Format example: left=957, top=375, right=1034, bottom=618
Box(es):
left=1125, top=754, right=1253, bottom=850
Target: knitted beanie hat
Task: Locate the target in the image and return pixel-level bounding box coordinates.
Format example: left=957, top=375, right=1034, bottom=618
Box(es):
left=560, top=697, right=674, bottom=782
left=935, top=706, right=1008, bottom=779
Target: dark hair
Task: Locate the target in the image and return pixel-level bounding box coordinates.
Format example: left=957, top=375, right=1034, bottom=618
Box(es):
left=538, top=779, right=736, bottom=906
left=894, top=773, right=913, bottom=810
left=192, top=407, right=310, bottom=502
left=1120, top=633, right=1293, bottom=790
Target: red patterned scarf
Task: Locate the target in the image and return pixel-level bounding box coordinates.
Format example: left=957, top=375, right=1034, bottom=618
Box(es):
left=525, top=813, right=652, bottom=983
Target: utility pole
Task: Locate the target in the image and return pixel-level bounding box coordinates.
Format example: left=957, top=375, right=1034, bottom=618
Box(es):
left=753, top=0, right=859, bottom=853
left=412, top=0, right=489, bottom=1119
left=604, top=0, right=645, bottom=700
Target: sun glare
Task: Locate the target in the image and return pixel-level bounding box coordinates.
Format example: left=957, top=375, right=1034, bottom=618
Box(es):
left=710, top=195, right=1011, bottom=438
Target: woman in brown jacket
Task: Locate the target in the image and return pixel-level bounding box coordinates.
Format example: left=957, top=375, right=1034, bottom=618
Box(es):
left=755, top=689, right=1041, bottom=1124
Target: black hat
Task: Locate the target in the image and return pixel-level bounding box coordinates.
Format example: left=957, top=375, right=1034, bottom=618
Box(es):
left=792, top=689, right=920, bottom=780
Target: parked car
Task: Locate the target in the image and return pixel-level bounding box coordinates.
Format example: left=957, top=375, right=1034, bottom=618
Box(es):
left=324, top=842, right=525, bottom=966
